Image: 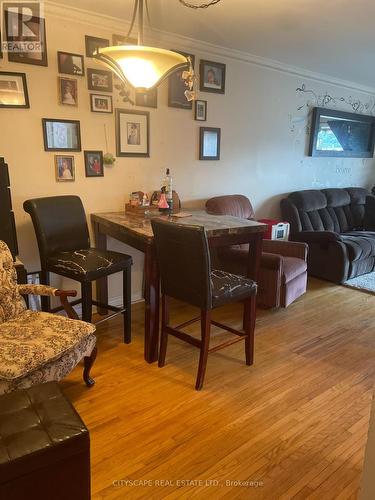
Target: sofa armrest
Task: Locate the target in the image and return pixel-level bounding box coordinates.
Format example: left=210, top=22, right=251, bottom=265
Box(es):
left=262, top=240, right=308, bottom=261
left=261, top=252, right=283, bottom=271
left=365, top=194, right=375, bottom=230
left=293, top=231, right=342, bottom=243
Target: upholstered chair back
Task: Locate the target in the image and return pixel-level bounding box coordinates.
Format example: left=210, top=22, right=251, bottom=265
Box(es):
left=0, top=241, right=26, bottom=324
left=281, top=188, right=368, bottom=236
left=205, top=195, right=255, bottom=220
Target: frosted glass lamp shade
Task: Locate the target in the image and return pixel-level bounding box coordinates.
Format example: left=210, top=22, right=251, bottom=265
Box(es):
left=93, top=46, right=189, bottom=90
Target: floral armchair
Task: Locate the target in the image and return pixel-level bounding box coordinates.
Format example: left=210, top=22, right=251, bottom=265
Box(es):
left=0, top=240, right=97, bottom=394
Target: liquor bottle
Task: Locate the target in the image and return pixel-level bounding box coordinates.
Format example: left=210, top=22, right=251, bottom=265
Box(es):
left=163, top=168, right=173, bottom=213
left=158, top=187, right=170, bottom=214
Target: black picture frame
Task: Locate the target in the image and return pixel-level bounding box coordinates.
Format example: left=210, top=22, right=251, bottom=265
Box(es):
left=6, top=15, right=48, bottom=67
left=135, top=88, right=158, bottom=108
left=199, top=127, right=221, bottom=160
left=57, top=51, right=85, bottom=76
left=168, top=51, right=195, bottom=109
left=309, top=107, right=375, bottom=158
left=195, top=99, right=207, bottom=121
left=116, top=108, right=150, bottom=157
left=84, top=150, right=104, bottom=177
left=85, top=35, right=109, bottom=57
left=199, top=60, right=226, bottom=94
left=87, top=68, right=113, bottom=92
left=42, top=118, right=82, bottom=152
left=0, top=72, right=29, bottom=108
left=90, top=93, right=113, bottom=113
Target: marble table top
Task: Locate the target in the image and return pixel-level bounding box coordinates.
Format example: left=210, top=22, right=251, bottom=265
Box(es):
left=91, top=210, right=266, bottom=244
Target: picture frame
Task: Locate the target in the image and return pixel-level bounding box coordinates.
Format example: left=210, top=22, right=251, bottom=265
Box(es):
left=84, top=151, right=104, bottom=177
left=55, top=155, right=75, bottom=182
left=135, top=88, right=158, bottom=108
left=116, top=109, right=150, bottom=157
left=42, top=119, right=81, bottom=152
left=6, top=14, right=48, bottom=67
left=168, top=51, right=195, bottom=109
left=87, top=68, right=113, bottom=92
left=85, top=35, right=109, bottom=57
left=200, top=60, right=226, bottom=94
left=199, top=127, right=221, bottom=160
left=58, top=77, right=78, bottom=106
left=194, top=99, right=207, bottom=121
left=57, top=51, right=85, bottom=76
left=90, top=93, right=113, bottom=113
left=0, top=72, right=29, bottom=108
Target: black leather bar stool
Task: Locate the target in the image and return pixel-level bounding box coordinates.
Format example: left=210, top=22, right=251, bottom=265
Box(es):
left=151, top=219, right=258, bottom=390
left=24, top=196, right=133, bottom=343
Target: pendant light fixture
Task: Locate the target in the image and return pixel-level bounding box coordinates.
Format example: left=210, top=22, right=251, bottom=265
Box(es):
left=93, top=0, right=190, bottom=91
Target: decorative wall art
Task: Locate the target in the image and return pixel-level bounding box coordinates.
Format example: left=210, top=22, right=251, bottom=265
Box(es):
left=116, top=109, right=150, bottom=157
left=0, top=72, right=29, bottom=108
left=87, top=68, right=113, bottom=92
left=199, top=127, right=221, bottom=160
left=6, top=13, right=48, bottom=66
left=199, top=60, right=225, bottom=94
left=85, top=36, right=109, bottom=57
left=90, top=94, right=113, bottom=113
left=55, top=155, right=75, bottom=182
left=42, top=119, right=81, bottom=152
left=84, top=151, right=104, bottom=177
left=136, top=89, right=157, bottom=108
left=57, top=51, right=85, bottom=76
left=168, top=51, right=195, bottom=109
left=58, top=77, right=78, bottom=106
left=194, top=99, right=207, bottom=121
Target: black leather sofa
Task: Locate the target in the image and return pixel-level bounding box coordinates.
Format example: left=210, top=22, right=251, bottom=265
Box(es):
left=281, top=187, right=375, bottom=283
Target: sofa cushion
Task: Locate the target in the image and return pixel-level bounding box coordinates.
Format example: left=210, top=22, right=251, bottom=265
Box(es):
left=322, top=189, right=351, bottom=207
left=341, top=232, right=375, bottom=262
left=0, top=310, right=96, bottom=380
left=288, top=190, right=327, bottom=212
left=282, top=257, right=307, bottom=284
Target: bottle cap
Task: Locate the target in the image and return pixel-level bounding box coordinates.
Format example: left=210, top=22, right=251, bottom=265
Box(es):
left=166, top=168, right=170, bottom=175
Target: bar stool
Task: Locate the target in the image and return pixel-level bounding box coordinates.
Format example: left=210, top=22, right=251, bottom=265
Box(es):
left=151, top=218, right=258, bottom=390
left=24, top=196, right=132, bottom=343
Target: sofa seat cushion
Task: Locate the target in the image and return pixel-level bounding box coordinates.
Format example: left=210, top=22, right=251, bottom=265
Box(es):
left=0, top=310, right=96, bottom=380
left=282, top=257, right=307, bottom=284
left=211, top=270, right=257, bottom=308
left=341, top=232, right=375, bottom=261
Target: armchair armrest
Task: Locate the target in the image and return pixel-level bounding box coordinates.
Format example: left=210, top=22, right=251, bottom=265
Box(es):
left=262, top=240, right=308, bottom=261
left=293, top=231, right=342, bottom=243
left=261, top=252, right=283, bottom=271
left=17, top=285, right=79, bottom=320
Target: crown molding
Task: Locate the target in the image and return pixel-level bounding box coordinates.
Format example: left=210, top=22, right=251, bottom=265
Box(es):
left=45, top=1, right=375, bottom=96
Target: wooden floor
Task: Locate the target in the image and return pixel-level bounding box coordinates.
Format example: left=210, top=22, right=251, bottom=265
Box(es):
left=62, top=278, right=375, bottom=499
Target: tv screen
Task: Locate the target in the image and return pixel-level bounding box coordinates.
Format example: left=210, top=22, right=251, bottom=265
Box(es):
left=309, top=107, right=375, bottom=158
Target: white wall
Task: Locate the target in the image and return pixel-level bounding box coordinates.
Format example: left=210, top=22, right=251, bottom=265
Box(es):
left=1, top=3, right=375, bottom=303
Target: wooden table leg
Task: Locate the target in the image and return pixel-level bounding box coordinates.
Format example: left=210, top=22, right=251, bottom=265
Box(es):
left=144, top=245, right=160, bottom=363
left=93, top=222, right=108, bottom=315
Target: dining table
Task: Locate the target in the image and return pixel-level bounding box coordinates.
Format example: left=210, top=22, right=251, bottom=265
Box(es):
left=91, top=210, right=266, bottom=363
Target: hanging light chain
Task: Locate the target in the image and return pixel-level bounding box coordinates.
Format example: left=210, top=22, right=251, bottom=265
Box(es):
left=178, top=0, right=222, bottom=9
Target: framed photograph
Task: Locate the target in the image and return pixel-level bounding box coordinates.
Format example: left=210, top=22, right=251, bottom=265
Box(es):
left=195, top=99, right=207, bottom=121
left=42, top=119, right=81, bottom=152
left=90, top=93, right=113, bottom=113
left=168, top=51, right=195, bottom=109
left=199, top=127, right=221, bottom=160
left=112, top=34, right=137, bottom=46
left=84, top=151, right=104, bottom=177
left=200, top=60, right=226, bottom=94
left=87, top=68, right=113, bottom=92
left=0, top=72, right=29, bottom=108
left=58, top=77, right=78, bottom=106
left=55, top=155, right=75, bottom=182
left=135, top=88, right=157, bottom=108
left=85, top=35, right=109, bottom=57
left=6, top=14, right=48, bottom=67
left=116, top=109, right=150, bottom=157
left=57, top=51, right=85, bottom=76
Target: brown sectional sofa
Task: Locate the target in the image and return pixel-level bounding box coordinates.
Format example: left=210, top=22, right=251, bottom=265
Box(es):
left=281, top=187, right=375, bottom=283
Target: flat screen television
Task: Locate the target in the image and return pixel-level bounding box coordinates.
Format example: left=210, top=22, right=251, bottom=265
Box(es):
left=309, top=107, right=375, bottom=158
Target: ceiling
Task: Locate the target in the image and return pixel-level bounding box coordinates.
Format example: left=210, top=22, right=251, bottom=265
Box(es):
left=55, top=0, right=375, bottom=89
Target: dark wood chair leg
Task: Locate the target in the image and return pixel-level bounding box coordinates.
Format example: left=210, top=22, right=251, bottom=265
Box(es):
left=40, top=270, right=50, bottom=312
left=158, top=295, right=169, bottom=367
left=83, top=346, right=97, bottom=387
left=195, top=309, right=211, bottom=391
left=244, top=295, right=256, bottom=366
left=123, top=267, right=132, bottom=344
left=81, top=282, right=93, bottom=322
